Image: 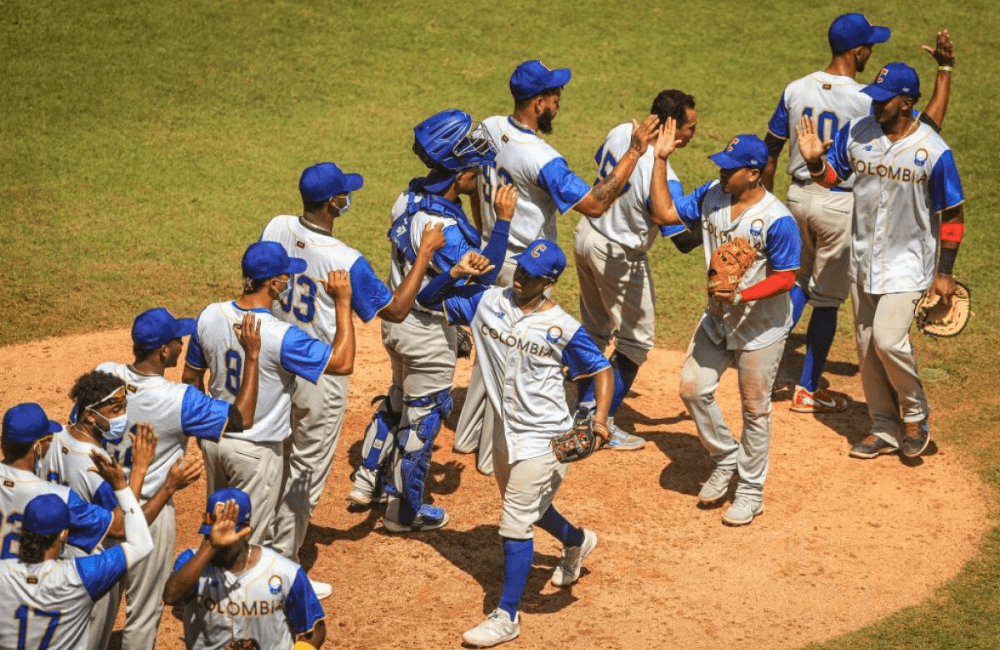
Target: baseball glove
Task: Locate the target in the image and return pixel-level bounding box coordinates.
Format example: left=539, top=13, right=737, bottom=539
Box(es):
left=551, top=418, right=610, bottom=463
left=707, top=237, right=756, bottom=297
left=915, top=280, right=971, bottom=338
left=455, top=326, right=474, bottom=359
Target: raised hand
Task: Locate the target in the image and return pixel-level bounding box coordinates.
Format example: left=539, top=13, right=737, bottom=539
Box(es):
left=629, top=114, right=661, bottom=155
left=654, top=117, right=680, bottom=161
left=90, top=450, right=127, bottom=490
left=922, top=29, right=955, bottom=67
left=320, top=270, right=352, bottom=302
left=165, top=455, right=203, bottom=493
left=234, top=313, right=261, bottom=358
left=419, top=222, right=447, bottom=254
left=129, top=423, right=157, bottom=474
left=493, top=184, right=519, bottom=223
left=794, top=115, right=831, bottom=163
left=208, top=499, right=252, bottom=549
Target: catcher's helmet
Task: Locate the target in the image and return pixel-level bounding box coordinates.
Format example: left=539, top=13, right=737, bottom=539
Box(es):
left=413, top=109, right=496, bottom=173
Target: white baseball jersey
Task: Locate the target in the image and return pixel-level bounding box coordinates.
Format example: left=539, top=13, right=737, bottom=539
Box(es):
left=0, top=546, right=129, bottom=650
left=93, top=362, right=230, bottom=498
left=590, top=122, right=686, bottom=252
left=674, top=182, right=802, bottom=351
left=41, top=427, right=119, bottom=515
left=767, top=71, right=872, bottom=187
left=0, top=464, right=112, bottom=560
left=173, top=545, right=324, bottom=650
left=477, top=115, right=591, bottom=254
left=260, top=215, right=393, bottom=342
left=442, top=286, right=609, bottom=462
left=826, top=116, right=965, bottom=293
left=185, top=303, right=332, bottom=444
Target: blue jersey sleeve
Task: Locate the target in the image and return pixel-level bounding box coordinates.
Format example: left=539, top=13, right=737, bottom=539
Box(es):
left=656, top=180, right=689, bottom=237
left=765, top=216, right=802, bottom=271
left=536, top=157, right=592, bottom=214
left=349, top=256, right=393, bottom=322
left=184, top=326, right=207, bottom=369
left=673, top=181, right=714, bottom=230
left=66, top=490, right=112, bottom=553
left=827, top=122, right=854, bottom=181
left=173, top=548, right=196, bottom=572
left=442, top=285, right=488, bottom=327
left=929, top=150, right=965, bottom=212
left=75, top=545, right=129, bottom=601
left=279, top=327, right=333, bottom=384
left=561, top=328, right=612, bottom=379
left=180, top=385, right=230, bottom=441
left=91, top=481, right=119, bottom=513
left=285, top=567, right=325, bottom=635
left=767, top=91, right=790, bottom=139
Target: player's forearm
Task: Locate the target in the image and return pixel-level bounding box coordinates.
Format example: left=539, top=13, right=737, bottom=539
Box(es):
left=477, top=220, right=510, bottom=285
left=737, top=270, right=796, bottom=303
left=232, top=353, right=260, bottom=427
left=298, top=620, right=327, bottom=649
left=163, top=542, right=215, bottom=605
left=937, top=206, right=964, bottom=275
left=139, top=483, right=177, bottom=525
left=806, top=159, right=838, bottom=189
left=576, top=149, right=641, bottom=217
left=923, top=69, right=951, bottom=129
left=648, top=157, right=682, bottom=226
left=324, top=305, right=355, bottom=375
left=591, top=367, right=613, bottom=424
left=416, top=270, right=459, bottom=310
left=469, top=190, right=484, bottom=234
left=116, top=487, right=153, bottom=564
left=761, top=157, right=778, bottom=192
left=380, top=248, right=435, bottom=323
left=182, top=364, right=206, bottom=391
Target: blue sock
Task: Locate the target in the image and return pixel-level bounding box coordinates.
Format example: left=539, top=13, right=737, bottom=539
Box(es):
left=535, top=505, right=584, bottom=547
left=576, top=376, right=595, bottom=413
left=799, top=306, right=838, bottom=392
left=498, top=537, right=533, bottom=620
left=790, top=284, right=809, bottom=327
left=609, top=351, right=640, bottom=417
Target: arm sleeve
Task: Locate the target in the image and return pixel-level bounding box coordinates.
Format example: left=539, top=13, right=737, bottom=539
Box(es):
left=673, top=182, right=714, bottom=230
left=279, top=327, right=333, bottom=384
left=66, top=490, right=113, bottom=553
left=349, top=257, right=393, bottom=322
left=184, top=326, right=206, bottom=369
left=75, top=545, right=129, bottom=601
left=180, top=385, right=230, bottom=441
left=417, top=272, right=460, bottom=311
left=536, top=157, right=593, bottom=214
left=284, top=568, right=326, bottom=635
left=766, top=91, right=790, bottom=139
left=765, top=216, right=802, bottom=272
left=114, top=487, right=153, bottom=566
left=477, top=219, right=510, bottom=285
left=929, top=150, right=965, bottom=212
left=561, top=328, right=612, bottom=379
left=441, top=285, right=488, bottom=327
left=826, top=122, right=854, bottom=181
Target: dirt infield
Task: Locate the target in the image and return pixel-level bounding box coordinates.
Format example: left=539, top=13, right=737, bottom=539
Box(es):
left=0, top=322, right=989, bottom=650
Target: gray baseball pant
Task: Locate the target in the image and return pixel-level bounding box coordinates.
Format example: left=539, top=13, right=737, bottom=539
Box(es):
left=119, top=500, right=174, bottom=650
left=202, top=436, right=283, bottom=547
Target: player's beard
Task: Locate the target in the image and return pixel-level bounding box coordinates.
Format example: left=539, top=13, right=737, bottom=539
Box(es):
left=537, top=108, right=556, bottom=135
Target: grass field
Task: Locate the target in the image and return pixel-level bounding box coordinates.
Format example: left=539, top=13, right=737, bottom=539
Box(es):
left=3, top=0, right=1000, bottom=647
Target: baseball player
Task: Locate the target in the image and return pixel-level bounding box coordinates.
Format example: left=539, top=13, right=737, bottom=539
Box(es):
left=762, top=14, right=954, bottom=413
left=163, top=488, right=326, bottom=650
left=0, top=461, right=153, bottom=650
left=418, top=239, right=613, bottom=647
left=347, top=109, right=516, bottom=531
left=183, top=241, right=360, bottom=557
left=88, top=306, right=261, bottom=650
left=1, top=403, right=114, bottom=559
left=654, top=124, right=803, bottom=526
left=454, top=59, right=657, bottom=472
left=573, top=89, right=701, bottom=447
left=796, top=61, right=965, bottom=459
left=261, top=162, right=447, bottom=565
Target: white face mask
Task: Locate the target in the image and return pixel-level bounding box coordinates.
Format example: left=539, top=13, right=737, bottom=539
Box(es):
left=276, top=277, right=293, bottom=303
left=336, top=193, right=352, bottom=216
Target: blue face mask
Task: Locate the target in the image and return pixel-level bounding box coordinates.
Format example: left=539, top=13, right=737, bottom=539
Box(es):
left=91, top=409, right=128, bottom=443
left=276, top=277, right=292, bottom=303
left=336, top=193, right=352, bottom=216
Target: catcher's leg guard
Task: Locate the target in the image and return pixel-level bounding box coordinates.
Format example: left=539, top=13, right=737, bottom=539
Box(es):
left=353, top=391, right=403, bottom=498
left=395, top=387, right=453, bottom=525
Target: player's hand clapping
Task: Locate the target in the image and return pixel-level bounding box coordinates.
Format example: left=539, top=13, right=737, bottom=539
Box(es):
left=208, top=499, right=252, bottom=550
left=628, top=114, right=661, bottom=156
left=165, top=455, right=204, bottom=494
left=794, top=115, right=832, bottom=163
left=90, top=450, right=128, bottom=490
left=449, top=251, right=494, bottom=279
left=493, top=184, right=519, bottom=223
left=129, top=423, right=157, bottom=475
left=654, top=117, right=681, bottom=161
left=320, top=270, right=352, bottom=304
left=234, top=313, right=261, bottom=360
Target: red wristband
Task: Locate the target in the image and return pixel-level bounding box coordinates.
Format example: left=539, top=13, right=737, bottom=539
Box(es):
left=940, top=223, right=964, bottom=243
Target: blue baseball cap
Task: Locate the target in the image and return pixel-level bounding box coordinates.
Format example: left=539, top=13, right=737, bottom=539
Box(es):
left=131, top=308, right=196, bottom=352
left=709, top=134, right=768, bottom=171
left=3, top=403, right=61, bottom=444
left=862, top=62, right=921, bottom=101
left=24, top=494, right=70, bottom=536
left=828, top=13, right=891, bottom=53
left=199, top=487, right=252, bottom=535
left=299, top=162, right=364, bottom=204
left=241, top=241, right=307, bottom=281
left=509, top=60, right=571, bottom=101
left=512, top=239, right=566, bottom=280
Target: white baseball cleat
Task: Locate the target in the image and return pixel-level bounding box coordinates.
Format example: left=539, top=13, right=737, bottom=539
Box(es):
left=462, top=608, right=520, bottom=647
left=550, top=528, right=598, bottom=587
left=309, top=579, right=333, bottom=600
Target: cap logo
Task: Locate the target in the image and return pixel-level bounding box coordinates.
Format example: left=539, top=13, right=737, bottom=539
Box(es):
left=539, top=60, right=552, bottom=70
left=530, top=243, right=547, bottom=258
left=876, top=68, right=889, bottom=84
left=726, top=137, right=740, bottom=152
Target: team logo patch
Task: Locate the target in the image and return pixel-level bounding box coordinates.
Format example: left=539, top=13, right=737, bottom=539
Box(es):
left=822, top=83, right=832, bottom=90
left=864, top=145, right=873, bottom=151
left=749, top=219, right=765, bottom=237
left=530, top=243, right=546, bottom=258
left=545, top=326, right=563, bottom=343
left=268, top=574, right=283, bottom=595
left=296, top=240, right=305, bottom=249
left=725, top=136, right=740, bottom=152
left=126, top=383, right=137, bottom=393
left=876, top=67, right=889, bottom=84
left=914, top=148, right=929, bottom=167
left=27, top=576, right=38, bottom=584
left=496, top=311, right=506, bottom=320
